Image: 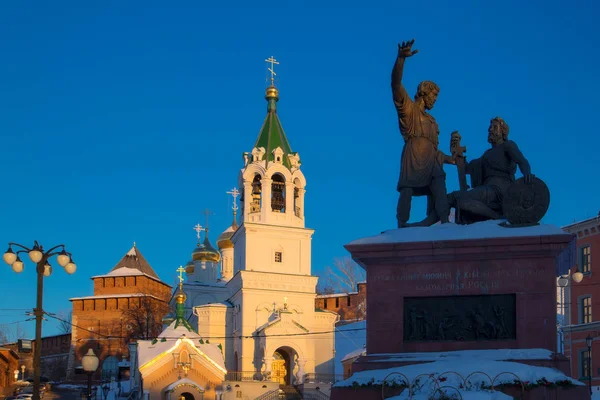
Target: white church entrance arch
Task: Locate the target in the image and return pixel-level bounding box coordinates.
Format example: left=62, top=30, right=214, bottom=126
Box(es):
left=265, top=344, right=304, bottom=386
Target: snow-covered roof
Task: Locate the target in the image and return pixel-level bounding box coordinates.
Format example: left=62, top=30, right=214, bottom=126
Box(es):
left=69, top=293, right=163, bottom=301
left=341, top=347, right=366, bottom=363
left=137, top=337, right=226, bottom=374
left=158, top=318, right=202, bottom=340
left=317, top=293, right=351, bottom=299
left=91, top=267, right=166, bottom=282
left=194, top=302, right=229, bottom=309
left=348, top=220, right=568, bottom=246
left=107, top=245, right=161, bottom=279
left=335, top=320, right=366, bottom=375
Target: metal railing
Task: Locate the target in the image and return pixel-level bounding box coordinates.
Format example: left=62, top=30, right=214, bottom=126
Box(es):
left=226, top=371, right=273, bottom=382
left=379, top=370, right=533, bottom=399
left=254, top=389, right=282, bottom=400
left=303, top=374, right=344, bottom=384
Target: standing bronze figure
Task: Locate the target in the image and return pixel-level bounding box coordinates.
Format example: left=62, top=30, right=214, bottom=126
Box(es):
left=392, top=39, right=454, bottom=228
left=447, top=117, right=538, bottom=224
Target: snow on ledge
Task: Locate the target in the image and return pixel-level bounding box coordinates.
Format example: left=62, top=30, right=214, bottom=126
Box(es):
left=348, top=220, right=567, bottom=246
left=367, top=348, right=555, bottom=362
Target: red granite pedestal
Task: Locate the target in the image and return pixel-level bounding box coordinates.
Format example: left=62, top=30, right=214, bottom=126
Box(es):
left=330, top=223, right=587, bottom=400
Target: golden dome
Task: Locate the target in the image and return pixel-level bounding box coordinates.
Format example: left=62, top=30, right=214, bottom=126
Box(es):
left=192, top=236, right=221, bottom=263
left=184, top=260, right=195, bottom=274
left=175, top=284, right=187, bottom=304
left=217, top=220, right=238, bottom=250
left=265, top=85, right=279, bottom=100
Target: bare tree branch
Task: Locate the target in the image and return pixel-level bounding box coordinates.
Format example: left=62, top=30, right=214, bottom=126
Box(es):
left=121, top=297, right=170, bottom=344
left=0, top=325, right=9, bottom=345
left=56, top=311, right=72, bottom=334
left=317, top=257, right=366, bottom=293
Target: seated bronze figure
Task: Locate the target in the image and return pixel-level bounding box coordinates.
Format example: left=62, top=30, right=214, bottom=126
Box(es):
left=448, top=117, right=533, bottom=224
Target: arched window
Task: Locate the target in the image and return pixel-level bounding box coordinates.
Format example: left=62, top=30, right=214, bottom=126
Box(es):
left=271, top=174, right=286, bottom=212
left=250, top=175, right=262, bottom=213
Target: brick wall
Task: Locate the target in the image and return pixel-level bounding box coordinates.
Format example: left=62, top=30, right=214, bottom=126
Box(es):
left=69, top=274, right=171, bottom=379
left=315, top=283, right=366, bottom=323
left=564, top=217, right=600, bottom=382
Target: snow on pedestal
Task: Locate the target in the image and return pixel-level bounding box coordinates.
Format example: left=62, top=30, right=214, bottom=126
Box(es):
left=349, top=220, right=566, bottom=245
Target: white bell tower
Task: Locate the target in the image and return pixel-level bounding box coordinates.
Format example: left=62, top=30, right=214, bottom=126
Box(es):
left=232, top=61, right=313, bottom=276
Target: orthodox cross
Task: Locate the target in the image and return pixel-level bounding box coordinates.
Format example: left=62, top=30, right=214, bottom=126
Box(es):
left=176, top=265, right=186, bottom=283
left=201, top=208, right=214, bottom=231
left=193, top=223, right=205, bottom=242
left=227, top=187, right=240, bottom=212
left=265, top=56, right=279, bottom=86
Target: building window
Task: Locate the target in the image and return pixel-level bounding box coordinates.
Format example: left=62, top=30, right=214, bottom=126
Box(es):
left=580, top=348, right=592, bottom=380
left=335, top=298, right=339, bottom=308
left=274, top=252, right=282, bottom=263
left=347, top=297, right=351, bottom=306
left=580, top=246, right=591, bottom=274
left=323, top=299, right=327, bottom=309
left=580, top=296, right=593, bottom=324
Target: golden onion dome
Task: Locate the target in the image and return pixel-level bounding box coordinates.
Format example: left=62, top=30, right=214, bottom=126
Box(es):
left=217, top=220, right=238, bottom=250
left=184, top=260, right=195, bottom=274
left=175, top=285, right=187, bottom=304
left=265, top=85, right=279, bottom=100
left=191, top=236, right=221, bottom=263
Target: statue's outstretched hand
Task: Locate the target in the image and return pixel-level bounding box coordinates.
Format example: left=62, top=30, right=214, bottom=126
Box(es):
left=398, top=39, right=419, bottom=58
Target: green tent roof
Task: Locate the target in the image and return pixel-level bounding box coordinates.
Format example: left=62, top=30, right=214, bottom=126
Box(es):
left=253, top=86, right=294, bottom=168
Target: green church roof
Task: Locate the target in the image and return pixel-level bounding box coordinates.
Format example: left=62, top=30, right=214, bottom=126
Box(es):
left=253, top=85, right=294, bottom=168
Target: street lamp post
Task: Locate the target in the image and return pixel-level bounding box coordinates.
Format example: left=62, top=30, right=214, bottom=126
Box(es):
left=586, top=334, right=593, bottom=396
left=82, top=349, right=99, bottom=400
left=3, top=241, right=76, bottom=400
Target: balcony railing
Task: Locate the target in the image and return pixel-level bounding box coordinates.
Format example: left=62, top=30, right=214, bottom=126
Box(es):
left=225, top=371, right=275, bottom=382
left=302, top=373, right=345, bottom=384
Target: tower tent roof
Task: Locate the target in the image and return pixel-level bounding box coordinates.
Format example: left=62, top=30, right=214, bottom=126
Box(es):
left=109, top=244, right=160, bottom=279
left=253, top=85, right=295, bottom=168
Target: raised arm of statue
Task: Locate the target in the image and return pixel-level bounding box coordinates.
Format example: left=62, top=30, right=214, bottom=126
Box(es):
left=392, top=40, right=419, bottom=140
left=504, top=140, right=532, bottom=181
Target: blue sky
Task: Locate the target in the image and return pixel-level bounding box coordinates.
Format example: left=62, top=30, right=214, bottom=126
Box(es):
left=0, top=0, right=598, bottom=338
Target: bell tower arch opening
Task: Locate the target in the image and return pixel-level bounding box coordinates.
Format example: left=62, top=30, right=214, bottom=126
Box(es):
left=271, top=173, right=286, bottom=213
left=251, top=174, right=262, bottom=213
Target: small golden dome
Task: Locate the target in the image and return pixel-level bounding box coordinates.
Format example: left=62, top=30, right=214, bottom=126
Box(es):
left=265, top=85, right=279, bottom=100
left=217, top=220, right=238, bottom=250
left=175, top=287, right=187, bottom=304
left=192, top=236, right=221, bottom=263
left=184, top=260, right=195, bottom=274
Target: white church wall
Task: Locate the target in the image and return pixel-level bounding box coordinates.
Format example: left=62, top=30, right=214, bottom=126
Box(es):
left=233, top=223, right=313, bottom=276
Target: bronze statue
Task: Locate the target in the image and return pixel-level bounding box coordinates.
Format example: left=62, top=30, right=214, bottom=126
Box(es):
left=392, top=39, right=454, bottom=228
left=447, top=117, right=534, bottom=223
